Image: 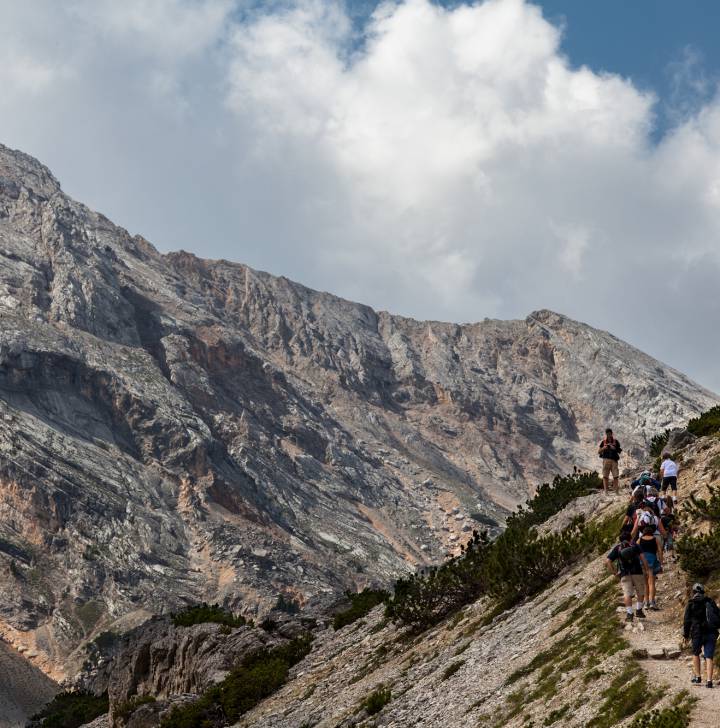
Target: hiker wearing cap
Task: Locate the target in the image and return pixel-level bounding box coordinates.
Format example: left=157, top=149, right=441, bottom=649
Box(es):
left=598, top=428, right=622, bottom=494
left=637, top=525, right=663, bottom=611
left=684, top=583, right=720, bottom=688
left=630, top=470, right=661, bottom=496
left=660, top=453, right=679, bottom=504
left=607, top=527, right=648, bottom=621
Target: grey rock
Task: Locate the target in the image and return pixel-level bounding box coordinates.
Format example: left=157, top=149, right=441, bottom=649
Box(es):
left=0, top=142, right=717, bottom=680
left=665, top=428, right=697, bottom=453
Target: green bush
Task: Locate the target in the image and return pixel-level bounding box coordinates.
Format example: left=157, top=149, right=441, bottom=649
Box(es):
left=687, top=406, right=720, bottom=438
left=629, top=690, right=696, bottom=727
left=114, top=695, right=156, bottom=723
left=507, top=472, right=602, bottom=531
left=333, top=588, right=390, bottom=630
left=275, top=594, right=301, bottom=614
left=171, top=602, right=247, bottom=629
left=30, top=691, right=109, bottom=728
left=682, top=485, right=720, bottom=523
left=362, top=685, right=392, bottom=715
left=160, top=636, right=312, bottom=728
left=385, top=472, right=613, bottom=632
left=649, top=430, right=671, bottom=458
left=677, top=527, right=720, bottom=577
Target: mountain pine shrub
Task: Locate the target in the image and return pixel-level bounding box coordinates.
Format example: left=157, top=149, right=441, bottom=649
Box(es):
left=333, top=588, right=390, bottom=630
left=677, top=527, right=720, bottom=577
left=629, top=690, right=696, bottom=727
left=170, top=603, right=247, bottom=629
left=687, top=406, right=720, bottom=438
left=160, top=635, right=312, bottom=728
left=649, top=430, right=671, bottom=458
left=385, top=472, right=618, bottom=631
left=30, top=691, right=109, bottom=728
left=682, top=485, right=720, bottom=523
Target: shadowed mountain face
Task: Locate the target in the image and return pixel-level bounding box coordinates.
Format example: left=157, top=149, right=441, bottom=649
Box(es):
left=0, top=143, right=716, bottom=676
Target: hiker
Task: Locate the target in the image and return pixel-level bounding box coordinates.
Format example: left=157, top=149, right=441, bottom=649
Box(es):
left=607, top=527, right=648, bottom=621
left=637, top=525, right=663, bottom=610
left=661, top=501, right=678, bottom=558
left=660, top=452, right=679, bottom=504
left=683, top=583, right=720, bottom=688
left=630, top=470, right=661, bottom=496
left=598, top=428, right=622, bottom=493
left=624, top=491, right=644, bottom=529
left=631, top=501, right=667, bottom=541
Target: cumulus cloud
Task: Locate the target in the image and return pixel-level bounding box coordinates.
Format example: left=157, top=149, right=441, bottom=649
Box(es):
left=0, top=0, right=719, bottom=391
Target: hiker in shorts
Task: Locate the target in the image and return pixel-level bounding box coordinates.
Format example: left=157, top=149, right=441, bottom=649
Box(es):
left=598, top=428, right=622, bottom=493
left=637, top=525, right=663, bottom=610
left=660, top=452, right=679, bottom=504
left=607, top=527, right=648, bottom=621
left=684, top=583, right=720, bottom=688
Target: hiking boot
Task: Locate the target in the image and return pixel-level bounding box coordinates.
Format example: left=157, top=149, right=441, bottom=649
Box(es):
left=636, top=608, right=647, bottom=619
left=707, top=681, right=714, bottom=689
left=649, top=602, right=660, bottom=611
left=625, top=612, right=634, bottom=622
left=691, top=676, right=702, bottom=684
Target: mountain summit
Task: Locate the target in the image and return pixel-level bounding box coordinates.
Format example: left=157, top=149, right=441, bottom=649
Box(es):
left=0, top=143, right=716, bottom=677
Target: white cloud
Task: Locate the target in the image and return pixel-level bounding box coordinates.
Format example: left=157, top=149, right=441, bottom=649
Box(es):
left=0, top=0, right=720, bottom=390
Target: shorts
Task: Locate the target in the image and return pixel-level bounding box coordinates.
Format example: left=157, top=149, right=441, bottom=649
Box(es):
left=643, top=552, right=662, bottom=575
left=602, top=459, right=619, bottom=478
left=621, top=574, right=645, bottom=599
left=692, top=632, right=718, bottom=659
left=662, top=476, right=677, bottom=492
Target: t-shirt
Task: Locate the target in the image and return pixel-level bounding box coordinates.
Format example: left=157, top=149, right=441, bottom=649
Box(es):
left=661, top=459, right=678, bottom=478
left=599, top=437, right=621, bottom=461
left=608, top=542, right=643, bottom=576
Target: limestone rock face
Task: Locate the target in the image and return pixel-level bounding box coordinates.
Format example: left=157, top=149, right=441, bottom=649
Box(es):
left=0, top=143, right=717, bottom=677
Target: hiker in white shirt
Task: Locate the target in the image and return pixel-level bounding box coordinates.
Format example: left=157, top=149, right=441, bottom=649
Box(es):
left=660, top=452, right=679, bottom=504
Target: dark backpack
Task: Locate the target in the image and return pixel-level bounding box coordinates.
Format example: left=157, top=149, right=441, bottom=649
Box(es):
left=706, top=600, right=720, bottom=631
left=618, top=542, right=636, bottom=568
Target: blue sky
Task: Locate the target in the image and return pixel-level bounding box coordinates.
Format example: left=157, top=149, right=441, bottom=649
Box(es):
left=1, top=0, right=720, bottom=391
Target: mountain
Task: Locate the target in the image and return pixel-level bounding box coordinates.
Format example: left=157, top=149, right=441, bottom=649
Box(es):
left=0, top=142, right=716, bottom=680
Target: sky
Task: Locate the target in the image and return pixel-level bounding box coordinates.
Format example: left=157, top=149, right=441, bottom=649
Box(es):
left=1, top=0, right=720, bottom=391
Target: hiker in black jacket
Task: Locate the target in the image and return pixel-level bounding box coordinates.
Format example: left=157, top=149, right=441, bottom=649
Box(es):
left=683, top=583, right=720, bottom=688
left=598, top=428, right=622, bottom=494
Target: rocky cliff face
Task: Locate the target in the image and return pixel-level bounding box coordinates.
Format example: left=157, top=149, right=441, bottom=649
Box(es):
left=0, top=142, right=716, bottom=680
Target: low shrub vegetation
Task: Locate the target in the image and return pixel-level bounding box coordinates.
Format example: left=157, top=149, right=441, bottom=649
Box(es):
left=170, top=602, right=247, bottom=629
left=333, top=588, right=390, bottom=630
left=362, top=684, right=392, bottom=715
left=687, top=406, right=720, bottom=438
left=629, top=691, right=696, bottom=728
left=159, top=636, right=312, bottom=728
left=682, top=485, right=720, bottom=523
left=677, top=527, right=720, bottom=577
left=114, top=695, right=156, bottom=724
left=385, top=472, right=614, bottom=631
left=30, top=691, right=109, bottom=728
left=649, top=429, right=671, bottom=458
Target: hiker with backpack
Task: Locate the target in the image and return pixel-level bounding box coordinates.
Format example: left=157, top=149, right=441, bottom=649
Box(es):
left=630, top=470, right=661, bottom=495
left=598, top=428, right=622, bottom=494
left=661, top=501, right=678, bottom=559
left=637, top=525, right=663, bottom=610
left=660, top=452, right=679, bottom=504
left=607, top=527, right=649, bottom=621
left=683, top=583, right=720, bottom=688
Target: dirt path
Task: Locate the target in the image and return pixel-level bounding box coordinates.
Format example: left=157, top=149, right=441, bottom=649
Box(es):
left=0, top=638, right=57, bottom=727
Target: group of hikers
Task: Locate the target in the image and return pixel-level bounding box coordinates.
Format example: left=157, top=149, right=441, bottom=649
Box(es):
left=599, top=428, right=720, bottom=689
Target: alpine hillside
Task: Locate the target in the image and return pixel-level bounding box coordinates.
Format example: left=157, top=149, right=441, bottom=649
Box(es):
left=0, top=143, right=716, bottom=680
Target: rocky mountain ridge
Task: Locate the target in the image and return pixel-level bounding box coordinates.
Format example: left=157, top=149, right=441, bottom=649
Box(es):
left=0, top=142, right=717, bottom=683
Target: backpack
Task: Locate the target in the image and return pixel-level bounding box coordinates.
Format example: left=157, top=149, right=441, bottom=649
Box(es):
left=618, top=542, right=636, bottom=569
left=706, top=600, right=720, bottom=631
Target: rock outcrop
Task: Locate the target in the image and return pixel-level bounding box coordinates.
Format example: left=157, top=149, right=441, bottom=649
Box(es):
left=0, top=142, right=717, bottom=682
